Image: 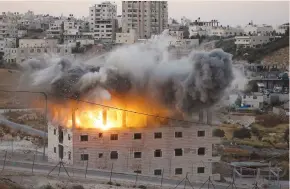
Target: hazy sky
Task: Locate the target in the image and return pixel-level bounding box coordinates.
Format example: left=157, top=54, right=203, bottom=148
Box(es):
left=0, top=0, right=288, bottom=26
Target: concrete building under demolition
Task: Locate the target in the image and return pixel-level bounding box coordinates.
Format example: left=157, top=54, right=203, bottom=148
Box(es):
left=48, top=109, right=221, bottom=181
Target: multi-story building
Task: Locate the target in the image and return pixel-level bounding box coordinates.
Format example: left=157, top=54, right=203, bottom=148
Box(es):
left=116, top=29, right=138, bottom=44
left=48, top=110, right=220, bottom=182
left=46, top=20, right=64, bottom=38
left=0, top=38, right=16, bottom=52
left=243, top=22, right=273, bottom=36
left=89, top=1, right=117, bottom=42
left=0, top=21, right=18, bottom=39
left=275, top=23, right=289, bottom=35
left=235, top=35, right=273, bottom=48
left=122, top=1, right=168, bottom=39
left=208, top=26, right=244, bottom=37
left=4, top=38, right=72, bottom=64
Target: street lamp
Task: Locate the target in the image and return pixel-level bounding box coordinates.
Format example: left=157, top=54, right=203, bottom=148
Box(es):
left=0, top=90, right=47, bottom=160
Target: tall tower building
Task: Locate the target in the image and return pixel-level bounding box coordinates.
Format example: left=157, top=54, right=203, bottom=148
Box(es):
left=122, top=1, right=168, bottom=39
left=89, top=1, right=117, bottom=42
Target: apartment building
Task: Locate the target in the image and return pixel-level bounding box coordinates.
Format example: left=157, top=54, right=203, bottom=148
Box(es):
left=89, top=1, right=117, bottom=42
left=209, top=26, right=244, bottom=37
left=122, top=1, right=168, bottom=39
left=4, top=38, right=72, bottom=64
left=116, top=29, right=138, bottom=44
left=0, top=38, right=16, bottom=52
left=46, top=20, right=64, bottom=38
left=243, top=22, right=273, bottom=36
left=0, top=21, right=18, bottom=39
left=48, top=110, right=220, bottom=182
left=235, top=35, right=273, bottom=48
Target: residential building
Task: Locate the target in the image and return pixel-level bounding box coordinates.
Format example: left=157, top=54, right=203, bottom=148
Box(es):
left=0, top=38, right=17, bottom=52
left=65, top=39, right=95, bottom=48
left=243, top=22, right=273, bottom=36
left=48, top=110, right=220, bottom=182
left=188, top=18, right=220, bottom=37
left=93, top=19, right=117, bottom=42
left=89, top=1, right=117, bottom=42
left=241, top=94, right=264, bottom=109
left=19, top=39, right=58, bottom=48
left=275, top=23, right=289, bottom=34
left=0, top=21, right=18, bottom=39
left=208, top=26, right=244, bottom=37
left=235, top=35, right=273, bottom=48
left=17, top=30, right=27, bottom=38
left=122, top=1, right=168, bottom=39
left=168, top=24, right=184, bottom=39
left=4, top=38, right=72, bottom=64
left=116, top=29, right=138, bottom=44
left=117, top=15, right=122, bottom=29
left=46, top=20, right=64, bottom=38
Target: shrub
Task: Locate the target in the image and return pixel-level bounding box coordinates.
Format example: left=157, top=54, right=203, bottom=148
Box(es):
left=138, top=185, right=147, bottom=189
left=233, top=128, right=251, bottom=139
left=107, top=181, right=113, bottom=185
left=255, top=114, right=288, bottom=127
left=213, top=129, right=225, bottom=137
left=71, top=185, right=85, bottom=189
left=115, top=183, right=121, bottom=186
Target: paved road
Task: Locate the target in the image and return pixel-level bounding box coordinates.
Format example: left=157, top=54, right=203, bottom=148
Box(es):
left=0, top=159, right=242, bottom=189
left=0, top=115, right=47, bottom=138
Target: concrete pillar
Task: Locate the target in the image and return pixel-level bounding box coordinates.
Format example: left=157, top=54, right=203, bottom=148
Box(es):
left=102, top=109, right=107, bottom=125
left=122, top=110, right=126, bottom=127
left=199, top=110, right=204, bottom=123
left=207, top=110, right=212, bottom=125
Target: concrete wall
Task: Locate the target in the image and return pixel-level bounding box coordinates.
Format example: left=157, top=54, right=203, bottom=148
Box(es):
left=65, top=124, right=220, bottom=181
left=47, top=123, right=73, bottom=164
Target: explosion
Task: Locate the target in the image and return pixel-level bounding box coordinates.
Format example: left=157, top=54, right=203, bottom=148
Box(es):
left=19, top=34, right=235, bottom=130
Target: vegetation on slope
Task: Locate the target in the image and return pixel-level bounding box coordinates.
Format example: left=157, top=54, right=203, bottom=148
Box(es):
left=215, top=35, right=289, bottom=63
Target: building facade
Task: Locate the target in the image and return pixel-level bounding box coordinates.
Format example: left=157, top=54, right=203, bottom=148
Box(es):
left=4, top=39, right=72, bottom=64
left=116, top=29, right=138, bottom=44
left=234, top=36, right=273, bottom=48
left=48, top=109, right=220, bottom=182
left=122, top=1, right=168, bottom=39
left=89, top=1, right=117, bottom=42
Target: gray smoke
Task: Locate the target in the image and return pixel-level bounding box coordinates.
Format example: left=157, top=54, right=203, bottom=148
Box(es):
left=19, top=36, right=234, bottom=116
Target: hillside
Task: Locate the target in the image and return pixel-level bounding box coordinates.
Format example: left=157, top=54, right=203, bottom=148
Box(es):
left=262, top=46, right=289, bottom=67
left=215, top=36, right=289, bottom=64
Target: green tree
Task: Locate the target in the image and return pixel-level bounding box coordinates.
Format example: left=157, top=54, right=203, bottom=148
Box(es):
left=213, top=129, right=225, bottom=137
left=233, top=128, right=251, bottom=139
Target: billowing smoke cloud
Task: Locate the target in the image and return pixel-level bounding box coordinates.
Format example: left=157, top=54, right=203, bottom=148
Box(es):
left=19, top=35, right=235, bottom=116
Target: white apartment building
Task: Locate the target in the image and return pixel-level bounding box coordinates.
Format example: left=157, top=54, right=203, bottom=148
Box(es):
left=209, top=26, right=244, bottom=37
left=235, top=35, right=273, bottom=48
left=275, top=23, right=289, bottom=34
left=122, top=1, right=168, bottom=39
left=243, top=22, right=273, bottom=36
left=4, top=39, right=72, bottom=64
left=89, top=1, right=117, bottom=42
left=116, top=29, right=138, bottom=44
left=189, top=25, right=210, bottom=37
left=48, top=110, right=221, bottom=182
left=117, top=15, right=122, bottom=28
left=241, top=94, right=264, bottom=109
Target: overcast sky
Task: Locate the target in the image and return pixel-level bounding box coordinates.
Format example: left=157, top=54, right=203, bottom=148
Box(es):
left=0, top=0, right=288, bottom=26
